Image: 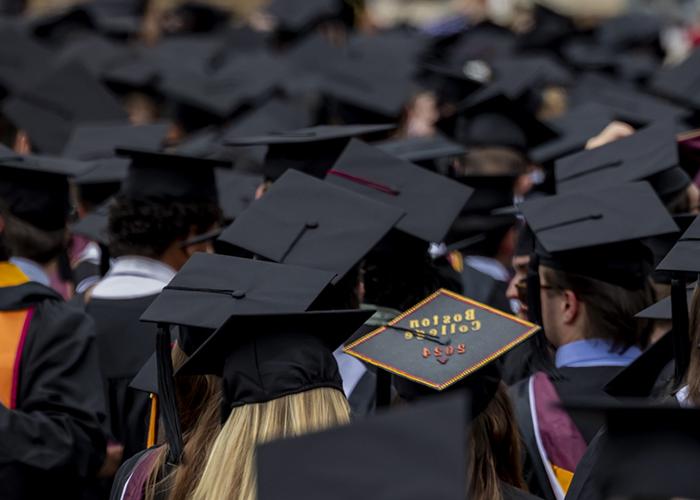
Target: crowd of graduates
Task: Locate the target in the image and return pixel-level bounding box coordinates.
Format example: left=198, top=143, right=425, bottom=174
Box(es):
left=2, top=0, right=700, bottom=499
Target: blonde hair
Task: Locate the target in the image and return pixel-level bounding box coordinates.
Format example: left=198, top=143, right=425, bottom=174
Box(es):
left=686, top=286, right=700, bottom=405
left=192, top=387, right=350, bottom=500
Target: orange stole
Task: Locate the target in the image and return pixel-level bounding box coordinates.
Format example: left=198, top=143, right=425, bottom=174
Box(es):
left=0, top=309, right=33, bottom=408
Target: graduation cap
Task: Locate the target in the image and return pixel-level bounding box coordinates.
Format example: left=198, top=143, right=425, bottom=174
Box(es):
left=266, top=0, right=343, bottom=35
left=327, top=139, right=473, bottom=243
left=374, top=134, right=467, bottom=163
left=217, top=169, right=404, bottom=282
left=62, top=122, right=170, bottom=160
left=2, top=62, right=128, bottom=154
left=595, top=12, right=662, bottom=50
left=256, top=394, right=468, bottom=500
left=27, top=4, right=97, bottom=43
left=0, top=23, right=53, bottom=96
left=636, top=284, right=694, bottom=320
left=215, top=170, right=262, bottom=222
left=141, top=252, right=337, bottom=350
left=489, top=54, right=574, bottom=89
left=604, top=330, right=674, bottom=399
left=569, top=73, right=690, bottom=127
left=555, top=121, right=683, bottom=197
left=442, top=21, right=517, bottom=65
left=73, top=158, right=130, bottom=207
left=70, top=201, right=111, bottom=246
left=116, top=148, right=231, bottom=202
left=568, top=404, right=700, bottom=499
left=445, top=175, right=517, bottom=252
left=517, top=4, right=576, bottom=51
left=454, top=94, right=556, bottom=153
left=646, top=213, right=697, bottom=285
left=657, top=215, right=700, bottom=276
left=650, top=48, right=700, bottom=111
left=178, top=309, right=374, bottom=412
left=345, top=289, right=539, bottom=414
left=521, top=182, right=678, bottom=289
left=225, top=124, right=395, bottom=180
left=161, top=1, right=232, bottom=35
left=530, top=102, right=615, bottom=165
left=0, top=155, right=92, bottom=230
left=56, top=34, right=133, bottom=77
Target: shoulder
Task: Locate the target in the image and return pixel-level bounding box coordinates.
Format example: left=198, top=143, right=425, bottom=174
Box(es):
left=112, top=447, right=163, bottom=500
left=501, top=482, right=545, bottom=500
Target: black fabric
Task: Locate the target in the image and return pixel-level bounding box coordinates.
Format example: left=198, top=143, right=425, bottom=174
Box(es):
left=0, top=281, right=106, bottom=500
left=179, top=310, right=373, bottom=413
left=459, top=264, right=512, bottom=313
left=87, top=295, right=158, bottom=462
left=256, top=395, right=467, bottom=500
left=217, top=170, right=403, bottom=282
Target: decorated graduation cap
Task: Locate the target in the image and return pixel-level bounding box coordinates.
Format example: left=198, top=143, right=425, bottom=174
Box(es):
left=256, top=394, right=468, bottom=500
left=344, top=289, right=539, bottom=416
left=116, top=147, right=231, bottom=202
left=217, top=169, right=404, bottom=282
left=178, top=309, right=374, bottom=414
left=225, top=124, right=394, bottom=181
left=554, top=121, right=686, bottom=200
left=327, top=139, right=473, bottom=243
left=567, top=404, right=700, bottom=499
left=0, top=154, right=92, bottom=230
left=62, top=122, right=169, bottom=160
left=521, top=182, right=678, bottom=290
left=530, top=102, right=615, bottom=166
left=375, top=134, right=467, bottom=163
left=2, top=62, right=127, bottom=154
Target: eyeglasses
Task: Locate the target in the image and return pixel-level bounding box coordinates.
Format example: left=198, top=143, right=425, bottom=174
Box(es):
left=514, top=279, right=555, bottom=304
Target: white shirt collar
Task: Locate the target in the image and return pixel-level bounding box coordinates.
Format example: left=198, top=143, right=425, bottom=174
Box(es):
left=464, top=255, right=510, bottom=282
left=10, top=257, right=50, bottom=287
left=91, top=256, right=176, bottom=300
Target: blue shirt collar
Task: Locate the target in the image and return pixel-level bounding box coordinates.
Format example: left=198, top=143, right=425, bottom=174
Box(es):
left=555, top=338, right=642, bottom=369
left=9, top=257, right=51, bottom=287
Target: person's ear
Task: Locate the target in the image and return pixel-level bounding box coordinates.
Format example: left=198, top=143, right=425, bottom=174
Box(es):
left=561, top=289, right=580, bottom=325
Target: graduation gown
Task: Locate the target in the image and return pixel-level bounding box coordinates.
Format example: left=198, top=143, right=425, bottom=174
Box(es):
left=459, top=263, right=512, bottom=313
left=0, top=265, right=106, bottom=499
left=510, top=366, right=623, bottom=500
left=87, top=295, right=159, bottom=462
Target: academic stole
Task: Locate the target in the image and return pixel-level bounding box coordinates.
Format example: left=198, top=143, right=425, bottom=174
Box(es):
left=0, top=262, right=33, bottom=409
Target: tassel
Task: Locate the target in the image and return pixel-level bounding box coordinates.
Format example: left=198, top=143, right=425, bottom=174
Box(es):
left=146, top=394, right=158, bottom=448
left=671, top=277, right=690, bottom=388
left=156, top=325, right=183, bottom=465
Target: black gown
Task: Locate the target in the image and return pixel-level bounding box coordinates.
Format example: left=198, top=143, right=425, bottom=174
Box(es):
left=459, top=264, right=512, bottom=313
left=510, top=366, right=623, bottom=500
left=87, top=295, right=159, bottom=462
left=0, top=279, right=106, bottom=499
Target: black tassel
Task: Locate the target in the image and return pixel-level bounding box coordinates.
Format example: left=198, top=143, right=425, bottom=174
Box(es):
left=671, top=277, right=690, bottom=388
left=375, top=370, right=392, bottom=408
left=98, top=243, right=111, bottom=277
left=156, top=324, right=183, bottom=465
left=526, top=254, right=559, bottom=379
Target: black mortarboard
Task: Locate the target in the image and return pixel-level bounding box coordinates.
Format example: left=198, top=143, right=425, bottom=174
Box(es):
left=0, top=155, right=91, bottom=230
left=489, top=54, right=574, bottom=89
left=266, top=0, right=342, bottom=35
left=375, top=134, right=467, bottom=163
left=345, top=289, right=538, bottom=414
left=442, top=21, right=517, bottom=65
left=0, top=23, right=52, bottom=97
left=529, top=102, right=615, bottom=165
left=445, top=175, right=517, bottom=251
left=158, top=51, right=284, bottom=121
left=56, top=34, right=132, bottom=77
left=116, top=148, right=231, bottom=202
left=647, top=213, right=696, bottom=285
left=657, top=215, right=700, bottom=275
left=604, top=330, right=674, bottom=398
left=555, top=121, right=681, bottom=195
left=220, top=96, right=315, bottom=143
left=454, top=95, right=556, bottom=153
left=521, top=182, right=678, bottom=289
left=2, top=62, right=128, bottom=154
left=162, top=1, right=231, bottom=34
left=650, top=48, right=700, bottom=111
left=569, top=73, right=690, bottom=127
left=217, top=169, right=404, bottom=281
left=141, top=252, right=337, bottom=351
left=517, top=4, right=575, bottom=51
left=62, top=122, right=169, bottom=160
left=327, top=139, right=473, bottom=242
left=256, top=394, right=467, bottom=500
left=178, top=309, right=374, bottom=412
left=225, top=124, right=394, bottom=180
left=73, top=158, right=130, bottom=207
left=215, top=170, right=262, bottom=221
left=571, top=404, right=700, bottom=499
left=596, top=12, right=662, bottom=50
left=418, top=61, right=486, bottom=105
left=28, top=5, right=97, bottom=43
left=636, top=285, right=694, bottom=321
left=70, top=200, right=110, bottom=246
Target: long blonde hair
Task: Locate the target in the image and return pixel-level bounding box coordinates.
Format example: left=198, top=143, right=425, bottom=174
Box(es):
left=192, top=387, right=350, bottom=500
left=686, top=286, right=700, bottom=404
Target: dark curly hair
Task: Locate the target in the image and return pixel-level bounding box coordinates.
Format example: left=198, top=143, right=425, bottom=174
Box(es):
left=108, top=195, right=222, bottom=259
